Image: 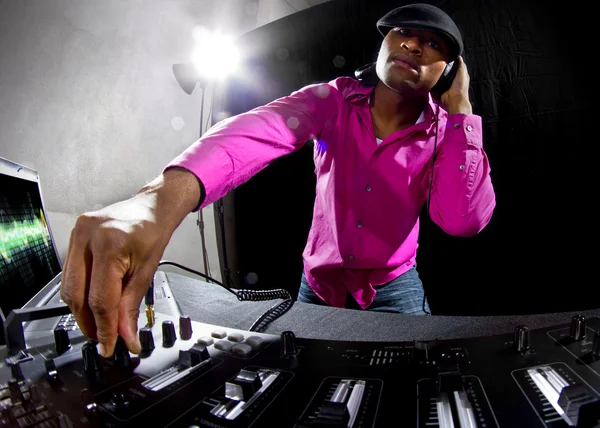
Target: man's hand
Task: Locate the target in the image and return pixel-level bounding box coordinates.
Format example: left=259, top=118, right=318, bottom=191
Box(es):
left=60, top=168, right=201, bottom=357
left=441, top=56, right=473, bottom=115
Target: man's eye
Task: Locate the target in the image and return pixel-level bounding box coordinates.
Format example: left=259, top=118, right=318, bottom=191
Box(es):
left=396, top=28, right=411, bottom=36
left=429, top=40, right=440, bottom=49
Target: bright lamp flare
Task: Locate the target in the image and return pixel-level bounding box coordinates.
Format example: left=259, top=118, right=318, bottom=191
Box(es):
left=191, top=26, right=240, bottom=80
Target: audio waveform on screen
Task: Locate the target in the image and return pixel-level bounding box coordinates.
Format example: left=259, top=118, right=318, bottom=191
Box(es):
left=0, top=209, right=50, bottom=261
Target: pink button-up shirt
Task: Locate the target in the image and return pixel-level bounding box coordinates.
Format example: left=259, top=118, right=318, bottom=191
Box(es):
left=165, top=76, right=496, bottom=309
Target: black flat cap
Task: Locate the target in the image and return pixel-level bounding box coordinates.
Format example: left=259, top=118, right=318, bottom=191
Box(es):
left=376, top=3, right=463, bottom=60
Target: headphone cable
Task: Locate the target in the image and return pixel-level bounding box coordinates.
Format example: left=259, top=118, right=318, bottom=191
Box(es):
left=422, top=99, right=441, bottom=315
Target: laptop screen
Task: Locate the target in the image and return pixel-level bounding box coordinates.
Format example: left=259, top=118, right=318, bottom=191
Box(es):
left=0, top=159, right=62, bottom=319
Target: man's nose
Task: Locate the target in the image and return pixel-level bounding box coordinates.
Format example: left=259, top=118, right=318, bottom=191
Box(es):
left=401, top=37, right=422, bottom=54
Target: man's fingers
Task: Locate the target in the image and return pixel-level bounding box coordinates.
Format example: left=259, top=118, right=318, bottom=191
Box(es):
left=60, top=229, right=97, bottom=341
left=88, top=257, right=124, bottom=358
left=118, top=269, right=154, bottom=354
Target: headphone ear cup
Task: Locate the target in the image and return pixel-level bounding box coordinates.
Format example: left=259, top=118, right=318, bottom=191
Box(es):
left=355, top=62, right=378, bottom=85
left=442, top=62, right=452, bottom=78
left=431, top=61, right=456, bottom=99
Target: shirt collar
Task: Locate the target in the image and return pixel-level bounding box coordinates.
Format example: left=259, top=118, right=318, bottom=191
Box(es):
left=346, top=80, right=442, bottom=124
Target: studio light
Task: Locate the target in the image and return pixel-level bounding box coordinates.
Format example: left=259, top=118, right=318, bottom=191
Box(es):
left=173, top=27, right=241, bottom=94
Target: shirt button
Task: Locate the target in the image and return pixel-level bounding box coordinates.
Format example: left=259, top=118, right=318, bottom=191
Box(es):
left=365, top=185, right=371, bottom=192
left=348, top=255, right=354, bottom=261
left=453, top=123, right=460, bottom=129
left=357, top=221, right=363, bottom=228
left=459, top=165, right=465, bottom=171
left=466, top=125, right=473, bottom=131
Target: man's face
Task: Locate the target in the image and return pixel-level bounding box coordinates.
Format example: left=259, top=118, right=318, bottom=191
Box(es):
left=376, top=27, right=451, bottom=95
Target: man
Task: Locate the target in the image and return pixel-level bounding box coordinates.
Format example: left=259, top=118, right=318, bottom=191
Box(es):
left=61, top=4, right=495, bottom=358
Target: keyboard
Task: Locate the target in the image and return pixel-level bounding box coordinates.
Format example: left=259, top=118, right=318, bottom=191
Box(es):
left=54, top=313, right=79, bottom=332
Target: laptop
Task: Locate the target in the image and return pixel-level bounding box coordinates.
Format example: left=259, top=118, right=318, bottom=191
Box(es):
left=0, top=157, right=181, bottom=349
left=0, top=157, right=79, bottom=346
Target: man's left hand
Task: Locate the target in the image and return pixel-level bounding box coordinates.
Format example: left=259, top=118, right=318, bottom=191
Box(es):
left=441, top=56, right=473, bottom=115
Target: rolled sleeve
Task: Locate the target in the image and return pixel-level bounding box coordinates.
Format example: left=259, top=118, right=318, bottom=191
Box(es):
left=164, top=81, right=342, bottom=211
left=164, top=142, right=233, bottom=209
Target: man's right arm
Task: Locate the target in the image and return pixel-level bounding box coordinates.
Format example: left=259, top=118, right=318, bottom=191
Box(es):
left=60, top=167, right=202, bottom=357
left=61, top=79, right=343, bottom=357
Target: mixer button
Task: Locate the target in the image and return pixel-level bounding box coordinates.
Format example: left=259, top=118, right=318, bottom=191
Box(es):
left=244, top=336, right=264, bottom=350
left=211, top=329, right=227, bottom=339
left=197, top=336, right=214, bottom=346
left=227, top=332, right=244, bottom=342
left=214, top=340, right=235, bottom=352
left=231, top=343, right=253, bottom=357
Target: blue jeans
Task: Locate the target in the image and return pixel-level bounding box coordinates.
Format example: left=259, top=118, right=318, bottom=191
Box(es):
left=298, top=266, right=430, bottom=315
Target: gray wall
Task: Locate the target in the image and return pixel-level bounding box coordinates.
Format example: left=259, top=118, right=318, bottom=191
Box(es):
left=0, top=0, right=329, bottom=281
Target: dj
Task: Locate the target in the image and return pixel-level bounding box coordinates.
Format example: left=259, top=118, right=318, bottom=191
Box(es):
left=60, top=4, right=495, bottom=358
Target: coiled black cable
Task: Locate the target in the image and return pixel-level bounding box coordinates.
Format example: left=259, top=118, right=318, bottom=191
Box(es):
left=155, top=260, right=294, bottom=329
left=157, top=260, right=291, bottom=301
left=234, top=288, right=291, bottom=301
left=248, top=298, right=294, bottom=332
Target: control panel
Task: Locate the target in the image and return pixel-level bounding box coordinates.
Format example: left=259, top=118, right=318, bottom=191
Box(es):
left=2, top=311, right=600, bottom=427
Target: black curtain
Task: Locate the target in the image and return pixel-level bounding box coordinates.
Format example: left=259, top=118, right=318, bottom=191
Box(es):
left=211, top=0, right=593, bottom=315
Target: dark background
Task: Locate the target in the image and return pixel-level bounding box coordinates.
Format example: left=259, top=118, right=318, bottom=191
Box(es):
left=211, top=0, right=594, bottom=315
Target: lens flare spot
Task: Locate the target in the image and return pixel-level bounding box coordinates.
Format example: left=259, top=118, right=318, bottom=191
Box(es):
left=314, top=85, right=331, bottom=99
left=286, top=116, right=300, bottom=130
left=171, top=116, right=185, bottom=131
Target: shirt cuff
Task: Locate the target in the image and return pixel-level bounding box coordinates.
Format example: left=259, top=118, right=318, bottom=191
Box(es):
left=163, top=141, right=233, bottom=211
left=446, top=113, right=483, bottom=146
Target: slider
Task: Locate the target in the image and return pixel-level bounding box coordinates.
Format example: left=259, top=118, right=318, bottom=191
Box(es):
left=315, top=379, right=366, bottom=428
left=528, top=365, right=600, bottom=427
left=436, top=371, right=477, bottom=428
left=225, top=369, right=263, bottom=401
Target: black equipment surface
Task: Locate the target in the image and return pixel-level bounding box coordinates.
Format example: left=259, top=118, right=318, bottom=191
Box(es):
left=2, top=273, right=600, bottom=427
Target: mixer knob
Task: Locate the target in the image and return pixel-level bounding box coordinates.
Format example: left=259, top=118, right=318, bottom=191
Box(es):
left=179, top=316, right=193, bottom=340
left=570, top=315, right=586, bottom=341
left=9, top=361, right=24, bottom=381
left=110, top=392, right=130, bottom=409
left=82, top=341, right=102, bottom=374
left=44, top=359, right=61, bottom=384
left=54, top=327, right=71, bottom=355
left=162, top=320, right=177, bottom=347
left=139, top=327, right=156, bottom=353
left=8, top=379, right=24, bottom=403
left=513, top=325, right=530, bottom=352
left=281, top=331, right=297, bottom=357
left=414, top=339, right=441, bottom=364
left=592, top=330, right=600, bottom=358
left=112, top=336, right=132, bottom=370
